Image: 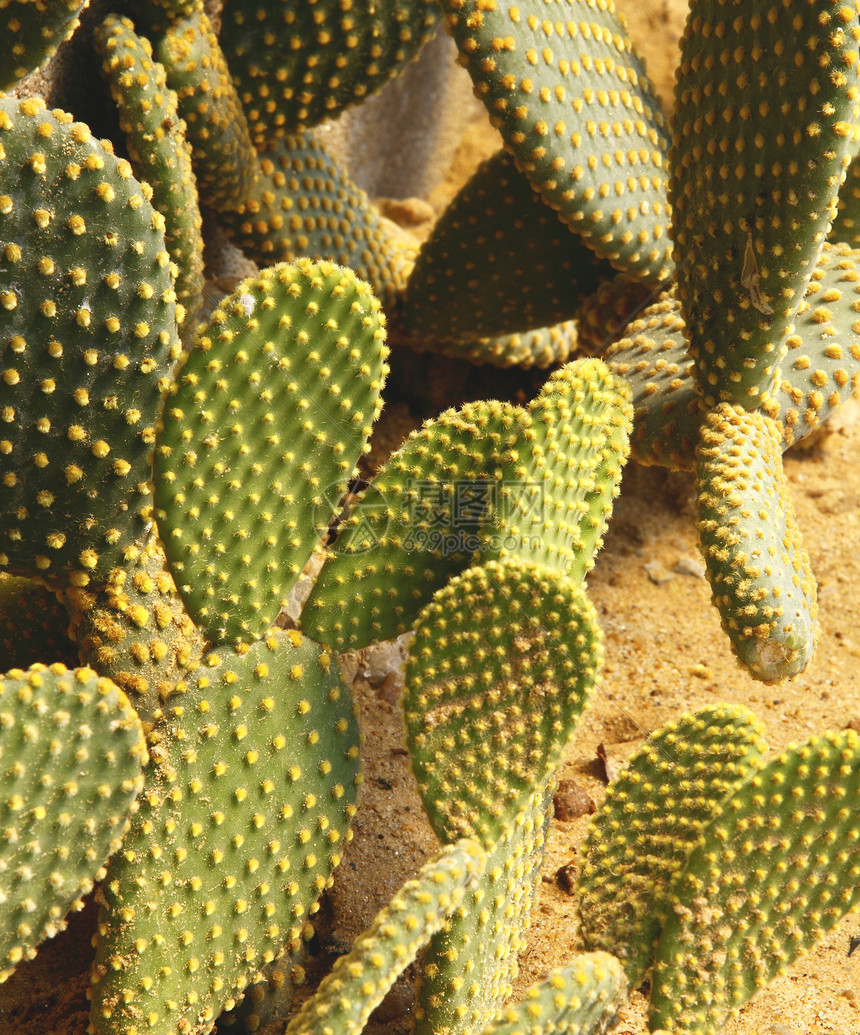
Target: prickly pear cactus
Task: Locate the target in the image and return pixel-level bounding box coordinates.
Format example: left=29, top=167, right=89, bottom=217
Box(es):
left=0, top=574, right=78, bottom=670
left=404, top=557, right=602, bottom=846
left=89, top=630, right=361, bottom=1035
left=696, top=405, right=818, bottom=683
left=0, top=0, right=89, bottom=89
left=154, top=259, right=388, bottom=646
left=577, top=705, right=767, bottom=986
left=650, top=728, right=860, bottom=1034
left=0, top=663, right=147, bottom=982
left=0, top=96, right=180, bottom=588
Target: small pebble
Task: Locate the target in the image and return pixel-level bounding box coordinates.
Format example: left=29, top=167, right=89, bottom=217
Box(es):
left=673, top=554, right=706, bottom=578
left=767, top=1025, right=796, bottom=1035
left=553, top=779, right=596, bottom=821
left=644, top=560, right=674, bottom=584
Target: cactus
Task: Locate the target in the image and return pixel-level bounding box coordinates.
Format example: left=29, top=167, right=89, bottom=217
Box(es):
left=0, top=574, right=78, bottom=670
left=0, top=95, right=180, bottom=588
left=0, top=0, right=89, bottom=90
left=88, top=629, right=361, bottom=1035
left=0, top=663, right=147, bottom=981
left=94, top=13, right=205, bottom=329
left=154, top=259, right=388, bottom=646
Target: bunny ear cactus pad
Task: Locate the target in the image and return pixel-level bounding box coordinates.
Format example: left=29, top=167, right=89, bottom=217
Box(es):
left=670, top=0, right=860, bottom=410
left=577, top=704, right=767, bottom=988
left=302, top=399, right=527, bottom=653
left=438, top=318, right=580, bottom=369
left=94, top=14, right=205, bottom=329
left=0, top=663, right=147, bottom=981
left=285, top=840, right=486, bottom=1035
left=415, top=784, right=553, bottom=1035
left=696, top=405, right=818, bottom=684
left=155, top=259, right=388, bottom=647
left=405, top=557, right=602, bottom=846
left=0, top=97, right=180, bottom=589
left=402, top=149, right=612, bottom=344
left=0, top=0, right=89, bottom=90
left=481, top=954, right=627, bottom=1035
left=89, top=629, right=361, bottom=1035
left=221, top=0, right=442, bottom=144
left=441, top=0, right=672, bottom=285
left=649, top=728, right=860, bottom=1034
left=0, top=574, right=79, bottom=670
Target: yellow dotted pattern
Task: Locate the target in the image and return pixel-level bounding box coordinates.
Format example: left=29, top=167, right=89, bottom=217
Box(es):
left=573, top=271, right=652, bottom=354
left=0, top=662, right=146, bottom=982
left=403, top=148, right=611, bottom=344
left=223, top=0, right=442, bottom=143
left=285, top=840, right=485, bottom=1035
left=158, top=10, right=258, bottom=213
left=578, top=704, right=767, bottom=987
left=89, top=630, right=360, bottom=1035
left=62, top=534, right=205, bottom=726
left=0, top=0, right=86, bottom=89
left=0, top=573, right=79, bottom=670
left=651, top=729, right=860, bottom=1032
left=95, top=14, right=205, bottom=328
left=696, top=404, right=818, bottom=684
left=831, top=148, right=860, bottom=243
left=405, top=557, right=602, bottom=846
left=670, top=0, right=860, bottom=410
left=443, top=0, right=672, bottom=284
left=436, top=318, right=580, bottom=369
left=303, top=399, right=527, bottom=653
left=154, top=259, right=389, bottom=647
left=219, top=130, right=414, bottom=305
left=415, top=784, right=552, bottom=1035
left=487, top=357, right=631, bottom=582
left=0, top=96, right=180, bottom=588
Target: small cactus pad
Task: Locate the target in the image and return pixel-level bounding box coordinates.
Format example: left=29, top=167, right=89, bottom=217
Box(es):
left=154, top=259, right=388, bottom=646
left=285, top=840, right=486, bottom=1035
left=435, top=319, right=581, bottom=369
left=696, top=405, right=818, bottom=684
left=0, top=96, right=180, bottom=588
left=440, top=0, right=672, bottom=284
left=404, top=557, right=602, bottom=846
left=89, top=629, right=361, bottom=1035
left=0, top=574, right=78, bottom=670
left=480, top=954, right=627, bottom=1035
left=573, top=272, right=656, bottom=355
left=650, top=728, right=860, bottom=1034
left=157, top=10, right=258, bottom=213
left=217, top=130, right=413, bottom=305
left=94, top=14, right=205, bottom=328
left=221, top=0, right=442, bottom=143
left=0, top=663, right=147, bottom=981
left=577, top=705, right=767, bottom=987
left=415, top=784, right=553, bottom=1035
left=0, top=0, right=88, bottom=90
left=302, top=400, right=527, bottom=653
left=482, top=358, right=632, bottom=582
left=62, top=534, right=205, bottom=725
left=670, top=0, right=860, bottom=409
left=402, top=150, right=612, bottom=343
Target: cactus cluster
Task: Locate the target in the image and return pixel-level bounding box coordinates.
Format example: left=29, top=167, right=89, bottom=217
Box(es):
left=0, top=0, right=859, bottom=1033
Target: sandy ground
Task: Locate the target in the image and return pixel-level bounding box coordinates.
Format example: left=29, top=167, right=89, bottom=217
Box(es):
left=2, top=2, right=859, bottom=1034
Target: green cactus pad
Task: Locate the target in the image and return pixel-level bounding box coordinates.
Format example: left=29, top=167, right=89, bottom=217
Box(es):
left=154, top=259, right=388, bottom=647
left=480, top=953, right=627, bottom=1035
left=0, top=663, right=147, bottom=982
left=302, top=399, right=526, bottom=653
left=217, top=130, right=414, bottom=305
left=831, top=150, right=860, bottom=244
left=440, top=0, right=672, bottom=285
left=669, top=0, right=860, bottom=410
left=433, top=319, right=581, bottom=369
left=89, top=629, right=361, bottom=1035
left=221, top=0, right=442, bottom=143
left=0, top=96, right=180, bottom=588
left=415, top=784, right=553, bottom=1035
left=285, top=840, right=486, bottom=1035
left=94, top=14, right=205, bottom=328
left=402, top=149, right=612, bottom=343
left=482, top=358, right=632, bottom=582
left=577, top=704, right=767, bottom=987
left=157, top=10, right=258, bottom=213
left=0, top=0, right=88, bottom=90
left=650, top=728, right=860, bottom=1034
left=0, top=574, right=78, bottom=671
left=573, top=272, right=655, bottom=355
left=405, top=557, right=602, bottom=846
left=696, top=405, right=818, bottom=684
left=62, top=533, right=205, bottom=725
